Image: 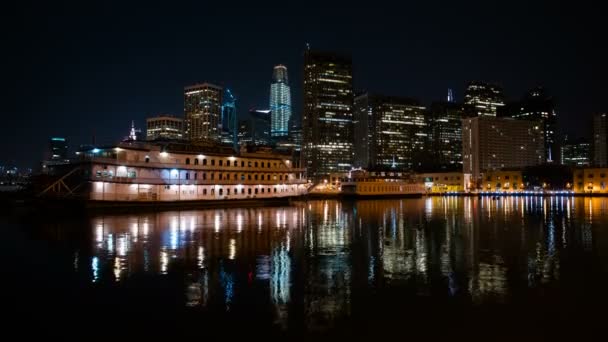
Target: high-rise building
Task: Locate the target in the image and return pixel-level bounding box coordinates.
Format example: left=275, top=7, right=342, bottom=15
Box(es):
left=502, top=87, right=558, bottom=163
left=463, top=116, right=544, bottom=188
left=270, top=65, right=292, bottom=138
left=429, top=101, right=465, bottom=168
left=302, top=50, right=354, bottom=179
left=237, top=120, right=252, bottom=145
left=184, top=83, right=223, bottom=142
left=221, top=88, right=238, bottom=149
left=353, top=93, right=371, bottom=168
left=249, top=109, right=272, bottom=146
left=49, top=137, right=68, bottom=161
left=464, top=81, right=505, bottom=117
left=593, top=113, right=608, bottom=167
left=146, top=116, right=184, bottom=141
left=355, top=94, right=428, bottom=170
left=561, top=137, right=591, bottom=167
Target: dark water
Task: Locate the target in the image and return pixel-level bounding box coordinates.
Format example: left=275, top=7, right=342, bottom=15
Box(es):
left=3, top=197, right=608, bottom=339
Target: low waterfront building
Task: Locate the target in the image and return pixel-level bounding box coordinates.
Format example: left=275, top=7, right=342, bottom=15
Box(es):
left=481, top=169, right=524, bottom=193
left=416, top=172, right=465, bottom=193
left=573, top=167, right=608, bottom=194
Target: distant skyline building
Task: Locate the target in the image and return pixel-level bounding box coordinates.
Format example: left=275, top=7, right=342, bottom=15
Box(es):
left=429, top=101, right=465, bottom=169
left=249, top=109, right=272, bottom=146
left=237, top=120, right=252, bottom=145
left=288, top=124, right=303, bottom=152
left=302, top=50, right=354, bottom=179
left=146, top=116, right=184, bottom=141
left=463, top=116, right=545, bottom=188
left=184, top=83, right=223, bottom=142
left=593, top=113, right=608, bottom=167
left=502, top=87, right=558, bottom=163
left=222, top=88, right=238, bottom=149
left=561, top=136, right=591, bottom=167
left=447, top=88, right=454, bottom=103
left=49, top=137, right=68, bottom=161
left=355, top=94, right=428, bottom=170
left=353, top=93, right=372, bottom=168
left=270, top=65, right=292, bottom=138
left=464, top=81, right=505, bottom=117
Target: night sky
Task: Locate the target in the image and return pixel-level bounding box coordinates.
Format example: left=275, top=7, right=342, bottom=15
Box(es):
left=2, top=1, right=607, bottom=169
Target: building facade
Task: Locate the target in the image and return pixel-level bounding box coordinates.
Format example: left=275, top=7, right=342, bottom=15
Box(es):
left=146, top=116, right=184, bottom=141
left=464, top=81, right=505, bottom=117
left=270, top=65, right=292, bottom=138
left=417, top=172, right=465, bottom=193
left=49, top=137, right=68, bottom=161
left=184, top=83, right=223, bottom=142
left=561, top=137, right=591, bottom=167
left=462, top=116, right=544, bottom=188
left=302, top=50, right=354, bottom=179
left=593, top=113, right=607, bottom=167
left=504, top=87, right=558, bottom=163
left=362, top=94, right=428, bottom=170
left=573, top=167, right=608, bottom=194
left=353, top=93, right=371, bottom=168
left=429, top=101, right=465, bottom=168
left=481, top=169, right=524, bottom=193
left=249, top=109, right=272, bottom=146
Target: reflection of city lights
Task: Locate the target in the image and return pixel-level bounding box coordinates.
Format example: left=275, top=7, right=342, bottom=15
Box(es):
left=258, top=213, right=263, bottom=231
left=91, top=257, right=99, bottom=283
left=114, top=257, right=121, bottom=281
left=117, top=235, right=127, bottom=256
left=197, top=246, right=205, bottom=269
left=170, top=223, right=178, bottom=250
left=229, top=239, right=236, bottom=260
left=237, top=213, right=243, bottom=233
left=142, top=222, right=149, bottom=238
left=215, top=214, right=221, bottom=233
left=160, top=250, right=168, bottom=274
left=107, top=234, right=114, bottom=253
left=95, top=224, right=104, bottom=244
left=131, top=223, right=138, bottom=242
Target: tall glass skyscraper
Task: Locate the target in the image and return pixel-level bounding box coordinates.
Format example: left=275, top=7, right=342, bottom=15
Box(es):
left=270, top=65, right=292, bottom=138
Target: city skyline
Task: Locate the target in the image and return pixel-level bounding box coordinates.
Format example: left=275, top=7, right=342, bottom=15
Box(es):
left=3, top=2, right=607, bottom=168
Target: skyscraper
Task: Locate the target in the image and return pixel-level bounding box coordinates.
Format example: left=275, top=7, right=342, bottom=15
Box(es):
left=464, top=81, right=505, bottom=117
left=429, top=101, right=465, bottom=168
left=270, top=65, right=292, bottom=138
left=561, top=136, right=591, bottom=167
left=463, top=116, right=545, bottom=188
left=49, top=137, right=68, bottom=161
left=146, top=116, right=184, bottom=141
left=355, top=94, right=428, bottom=170
left=222, top=88, right=238, bottom=149
left=249, top=109, right=272, bottom=146
left=184, top=83, right=223, bottom=142
left=503, top=87, right=558, bottom=163
left=593, top=113, right=608, bottom=166
left=353, top=93, right=371, bottom=168
left=302, top=50, right=354, bottom=179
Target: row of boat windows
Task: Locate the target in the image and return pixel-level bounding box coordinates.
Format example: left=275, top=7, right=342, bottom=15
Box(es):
left=145, top=157, right=284, bottom=169
left=96, top=170, right=292, bottom=181
left=163, top=186, right=293, bottom=195
left=181, top=172, right=291, bottom=181
left=359, top=186, right=401, bottom=192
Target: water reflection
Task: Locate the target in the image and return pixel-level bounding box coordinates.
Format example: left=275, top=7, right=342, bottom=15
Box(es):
left=63, top=197, right=608, bottom=331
